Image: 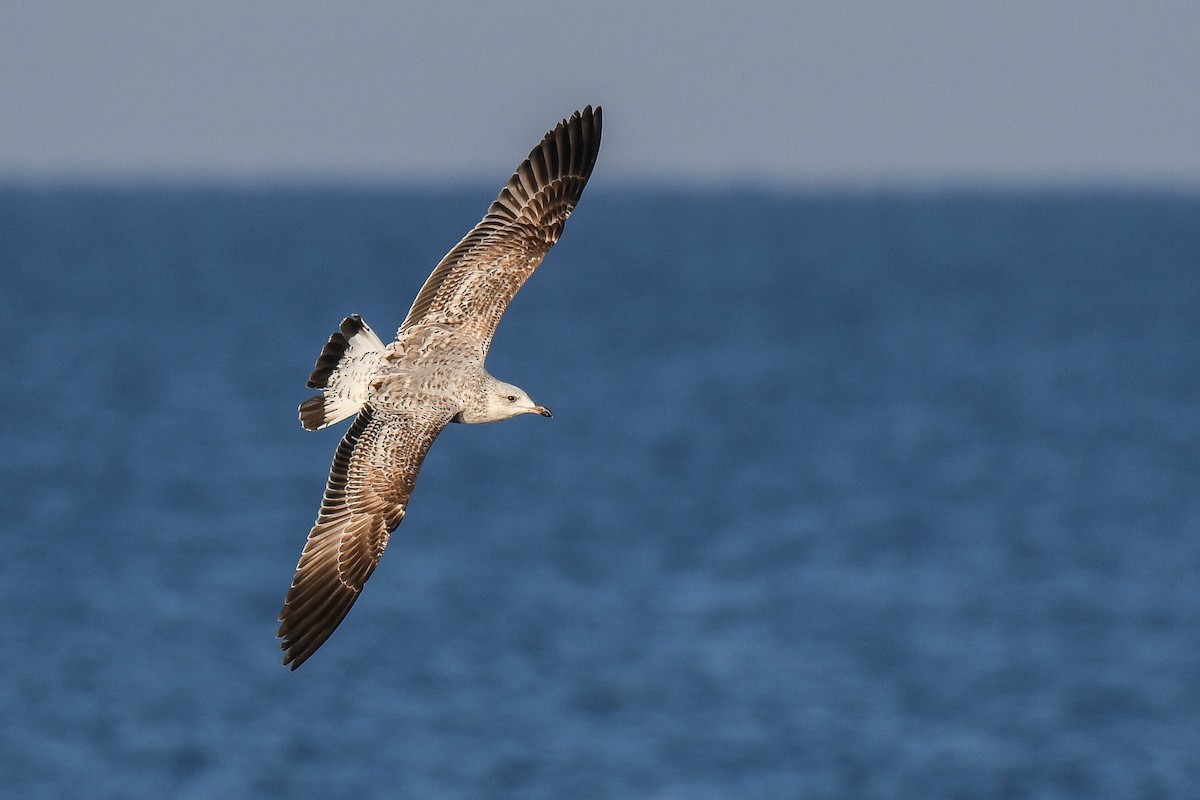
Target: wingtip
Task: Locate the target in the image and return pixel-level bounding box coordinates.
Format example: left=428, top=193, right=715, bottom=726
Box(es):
left=558, top=104, right=602, bottom=141
left=279, top=630, right=311, bottom=670
left=570, top=105, right=601, bottom=135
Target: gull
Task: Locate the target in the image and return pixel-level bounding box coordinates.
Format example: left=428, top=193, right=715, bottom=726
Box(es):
left=277, top=106, right=602, bottom=669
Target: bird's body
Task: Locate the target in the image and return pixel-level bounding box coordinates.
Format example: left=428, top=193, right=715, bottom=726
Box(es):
left=278, top=106, right=602, bottom=669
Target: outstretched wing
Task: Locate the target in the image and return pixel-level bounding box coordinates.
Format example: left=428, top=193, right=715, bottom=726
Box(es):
left=399, top=105, right=602, bottom=349
left=278, top=403, right=455, bottom=669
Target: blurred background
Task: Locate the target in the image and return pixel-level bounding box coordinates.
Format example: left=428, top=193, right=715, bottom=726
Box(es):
left=2, top=3, right=1198, bottom=798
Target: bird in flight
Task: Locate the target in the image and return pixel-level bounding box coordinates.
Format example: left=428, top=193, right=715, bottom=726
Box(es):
left=278, top=106, right=602, bottom=669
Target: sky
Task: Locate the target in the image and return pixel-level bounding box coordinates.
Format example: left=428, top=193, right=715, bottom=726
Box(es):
left=2, top=1, right=1198, bottom=186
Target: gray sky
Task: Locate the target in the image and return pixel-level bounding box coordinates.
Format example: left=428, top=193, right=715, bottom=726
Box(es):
left=3, top=1, right=1198, bottom=185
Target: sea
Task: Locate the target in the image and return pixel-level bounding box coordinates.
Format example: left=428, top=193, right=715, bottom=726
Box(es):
left=1, top=184, right=1197, bottom=799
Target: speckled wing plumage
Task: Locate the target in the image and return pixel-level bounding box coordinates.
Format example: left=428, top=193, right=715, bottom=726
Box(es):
left=399, top=105, right=602, bottom=349
left=278, top=403, right=456, bottom=669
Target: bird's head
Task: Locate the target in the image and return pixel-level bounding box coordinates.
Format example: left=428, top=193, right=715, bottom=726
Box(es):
left=482, top=380, right=552, bottom=423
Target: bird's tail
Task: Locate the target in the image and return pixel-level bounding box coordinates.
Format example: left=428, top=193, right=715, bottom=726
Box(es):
left=299, top=315, right=386, bottom=431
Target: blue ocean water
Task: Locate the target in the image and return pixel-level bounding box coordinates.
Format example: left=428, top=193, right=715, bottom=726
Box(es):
left=1, top=185, right=1198, bottom=798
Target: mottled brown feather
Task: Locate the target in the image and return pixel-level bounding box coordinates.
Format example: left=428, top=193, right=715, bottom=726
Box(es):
left=278, top=403, right=455, bottom=669
left=399, top=106, right=602, bottom=348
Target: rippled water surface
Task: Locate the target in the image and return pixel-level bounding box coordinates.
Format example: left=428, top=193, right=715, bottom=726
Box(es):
left=2, top=186, right=1198, bottom=798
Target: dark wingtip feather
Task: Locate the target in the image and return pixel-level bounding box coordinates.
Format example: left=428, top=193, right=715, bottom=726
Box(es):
left=483, top=105, right=603, bottom=224
left=280, top=588, right=359, bottom=669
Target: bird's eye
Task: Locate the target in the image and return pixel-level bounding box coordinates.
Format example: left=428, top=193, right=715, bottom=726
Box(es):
left=507, top=395, right=516, bottom=402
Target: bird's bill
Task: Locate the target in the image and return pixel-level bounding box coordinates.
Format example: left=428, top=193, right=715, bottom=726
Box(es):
left=534, top=404, right=553, bottom=418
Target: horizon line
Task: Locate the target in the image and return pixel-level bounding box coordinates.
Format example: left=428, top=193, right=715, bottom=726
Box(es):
left=3, top=172, right=1200, bottom=195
